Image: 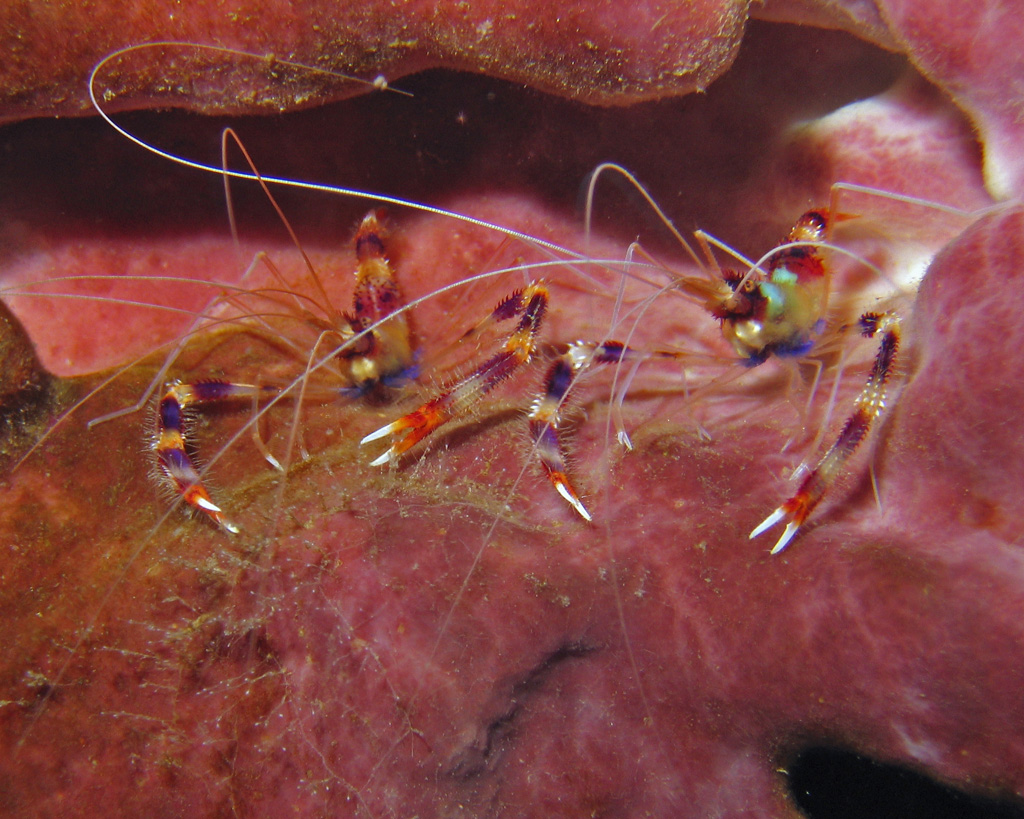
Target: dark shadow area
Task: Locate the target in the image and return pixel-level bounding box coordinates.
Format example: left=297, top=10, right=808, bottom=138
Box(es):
left=0, top=21, right=906, bottom=260
left=789, top=746, right=1024, bottom=819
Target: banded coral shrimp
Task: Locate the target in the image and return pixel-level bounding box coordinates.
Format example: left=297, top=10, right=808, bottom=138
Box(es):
left=3, top=27, right=1022, bottom=819
left=0, top=40, right=729, bottom=813
left=579, top=161, right=983, bottom=554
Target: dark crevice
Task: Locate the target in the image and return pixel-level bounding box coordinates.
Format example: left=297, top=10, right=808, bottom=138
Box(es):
left=512, top=641, right=597, bottom=697
left=788, top=746, right=1024, bottom=819
left=449, top=641, right=597, bottom=780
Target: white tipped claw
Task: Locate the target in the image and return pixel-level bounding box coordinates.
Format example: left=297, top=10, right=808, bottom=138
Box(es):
left=360, top=423, right=396, bottom=445
left=769, top=523, right=799, bottom=555
left=362, top=422, right=398, bottom=466
left=749, top=507, right=799, bottom=554
left=555, top=483, right=592, bottom=522
left=195, top=496, right=222, bottom=514
left=264, top=452, right=284, bottom=472
left=194, top=496, right=240, bottom=534
left=790, top=462, right=811, bottom=482
left=616, top=429, right=634, bottom=451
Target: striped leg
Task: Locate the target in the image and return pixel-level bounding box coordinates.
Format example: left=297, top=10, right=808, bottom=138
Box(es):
left=750, top=312, right=901, bottom=553
left=529, top=341, right=685, bottom=520
left=528, top=342, right=626, bottom=521
left=153, top=380, right=278, bottom=533
left=361, top=283, right=549, bottom=463
left=340, top=210, right=415, bottom=390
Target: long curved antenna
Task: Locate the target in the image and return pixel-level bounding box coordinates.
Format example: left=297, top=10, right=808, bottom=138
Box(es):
left=89, top=46, right=588, bottom=266
left=583, top=162, right=706, bottom=272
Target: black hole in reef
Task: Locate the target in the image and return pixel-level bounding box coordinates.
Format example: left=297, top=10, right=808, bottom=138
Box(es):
left=788, top=747, right=1024, bottom=819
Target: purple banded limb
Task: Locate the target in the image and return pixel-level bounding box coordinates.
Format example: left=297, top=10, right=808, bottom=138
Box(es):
left=530, top=340, right=684, bottom=521
left=150, top=210, right=417, bottom=533
left=363, top=280, right=689, bottom=521
left=361, top=282, right=549, bottom=463
left=750, top=311, right=901, bottom=553
left=153, top=380, right=278, bottom=533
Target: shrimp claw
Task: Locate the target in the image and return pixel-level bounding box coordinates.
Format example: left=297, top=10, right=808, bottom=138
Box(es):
left=154, top=380, right=278, bottom=533
left=527, top=340, right=677, bottom=521
left=751, top=311, right=901, bottom=553
left=527, top=342, right=609, bottom=521
left=152, top=209, right=415, bottom=532
left=361, top=282, right=550, bottom=463
left=364, top=303, right=687, bottom=520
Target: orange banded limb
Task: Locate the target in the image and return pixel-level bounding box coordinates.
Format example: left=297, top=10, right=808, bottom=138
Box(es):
left=530, top=340, right=685, bottom=521
left=341, top=210, right=416, bottom=390
left=529, top=391, right=591, bottom=522
left=750, top=312, right=901, bottom=553
left=154, top=380, right=278, bottom=533
left=361, top=283, right=549, bottom=465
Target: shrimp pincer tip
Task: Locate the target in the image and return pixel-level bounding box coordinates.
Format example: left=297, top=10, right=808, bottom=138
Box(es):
left=555, top=482, right=592, bottom=522
left=749, top=507, right=786, bottom=539
left=769, top=523, right=800, bottom=555
left=193, top=496, right=240, bottom=534
left=369, top=450, right=395, bottom=467
left=360, top=424, right=396, bottom=445
left=195, top=496, right=222, bottom=514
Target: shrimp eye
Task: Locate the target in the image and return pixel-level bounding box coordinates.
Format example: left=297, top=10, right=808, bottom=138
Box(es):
left=722, top=293, right=751, bottom=317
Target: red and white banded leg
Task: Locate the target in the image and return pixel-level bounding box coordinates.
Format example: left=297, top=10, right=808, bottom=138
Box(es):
left=361, top=282, right=550, bottom=462
left=750, top=312, right=901, bottom=553
left=153, top=380, right=278, bottom=533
